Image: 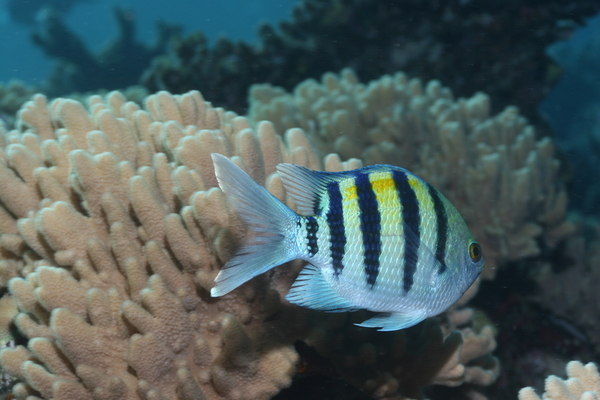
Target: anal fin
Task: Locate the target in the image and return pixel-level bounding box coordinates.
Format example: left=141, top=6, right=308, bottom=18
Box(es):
left=286, top=265, right=358, bottom=312
left=355, top=312, right=426, bottom=331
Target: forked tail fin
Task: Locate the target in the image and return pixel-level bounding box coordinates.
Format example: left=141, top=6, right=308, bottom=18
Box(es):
left=210, top=153, right=299, bottom=296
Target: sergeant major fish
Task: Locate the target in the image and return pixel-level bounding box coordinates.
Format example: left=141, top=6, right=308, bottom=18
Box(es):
left=210, top=153, right=484, bottom=331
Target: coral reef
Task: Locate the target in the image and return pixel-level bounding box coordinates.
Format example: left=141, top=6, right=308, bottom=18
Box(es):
left=15, top=0, right=600, bottom=124
left=518, top=361, right=600, bottom=400
left=249, top=69, right=573, bottom=278
left=32, top=6, right=180, bottom=96
left=0, top=86, right=497, bottom=399
left=142, top=0, right=600, bottom=122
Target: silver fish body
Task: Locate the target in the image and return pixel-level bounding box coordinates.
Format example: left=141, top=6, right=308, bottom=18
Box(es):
left=210, top=153, right=484, bottom=331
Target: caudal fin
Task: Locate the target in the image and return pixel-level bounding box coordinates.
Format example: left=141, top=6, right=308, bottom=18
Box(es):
left=210, top=153, right=299, bottom=296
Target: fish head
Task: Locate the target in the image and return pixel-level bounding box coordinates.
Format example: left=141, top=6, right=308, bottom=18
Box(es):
left=458, top=238, right=484, bottom=290
left=443, top=213, right=485, bottom=295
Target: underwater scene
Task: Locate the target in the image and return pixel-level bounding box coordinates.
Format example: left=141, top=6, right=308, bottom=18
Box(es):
left=0, top=0, right=600, bottom=399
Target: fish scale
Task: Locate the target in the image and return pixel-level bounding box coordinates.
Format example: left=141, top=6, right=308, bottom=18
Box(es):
left=210, top=153, right=484, bottom=331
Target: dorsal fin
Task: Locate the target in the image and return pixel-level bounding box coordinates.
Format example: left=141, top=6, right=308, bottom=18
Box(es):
left=276, top=163, right=341, bottom=215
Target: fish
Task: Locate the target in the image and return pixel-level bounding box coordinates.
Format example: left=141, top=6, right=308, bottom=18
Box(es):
left=210, top=153, right=484, bottom=331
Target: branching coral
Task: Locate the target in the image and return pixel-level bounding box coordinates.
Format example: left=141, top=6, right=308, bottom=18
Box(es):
left=0, top=87, right=497, bottom=399
left=518, top=361, right=600, bottom=400
left=249, top=69, right=573, bottom=278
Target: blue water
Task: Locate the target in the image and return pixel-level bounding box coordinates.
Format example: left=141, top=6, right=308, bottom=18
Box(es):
left=0, top=0, right=296, bottom=84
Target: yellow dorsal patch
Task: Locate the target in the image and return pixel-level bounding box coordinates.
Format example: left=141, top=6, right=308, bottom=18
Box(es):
left=370, top=172, right=398, bottom=206
left=342, top=181, right=358, bottom=202
left=370, top=173, right=396, bottom=194
left=369, top=172, right=403, bottom=236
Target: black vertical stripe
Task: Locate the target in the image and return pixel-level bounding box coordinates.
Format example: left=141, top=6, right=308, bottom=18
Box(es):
left=326, top=181, right=345, bottom=277
left=428, top=184, right=448, bottom=274
left=392, top=170, right=421, bottom=294
left=354, top=172, right=381, bottom=287
left=305, top=216, right=319, bottom=256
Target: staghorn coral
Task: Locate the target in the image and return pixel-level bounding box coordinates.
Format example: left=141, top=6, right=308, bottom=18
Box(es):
left=0, top=88, right=497, bottom=399
left=249, top=69, right=573, bottom=279
left=518, top=361, right=600, bottom=400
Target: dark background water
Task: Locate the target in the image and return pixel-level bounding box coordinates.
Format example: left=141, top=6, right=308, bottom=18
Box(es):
left=540, top=13, right=600, bottom=215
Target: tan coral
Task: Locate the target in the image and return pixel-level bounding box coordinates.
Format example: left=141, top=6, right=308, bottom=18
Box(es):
left=0, top=87, right=496, bottom=399
left=0, top=295, right=18, bottom=343
left=249, top=69, right=572, bottom=278
left=519, top=361, right=600, bottom=400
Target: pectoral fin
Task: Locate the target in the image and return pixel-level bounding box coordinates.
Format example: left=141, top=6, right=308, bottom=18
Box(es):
left=286, top=265, right=358, bottom=312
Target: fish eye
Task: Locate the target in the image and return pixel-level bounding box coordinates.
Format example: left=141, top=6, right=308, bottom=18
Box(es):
left=468, top=242, right=482, bottom=262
